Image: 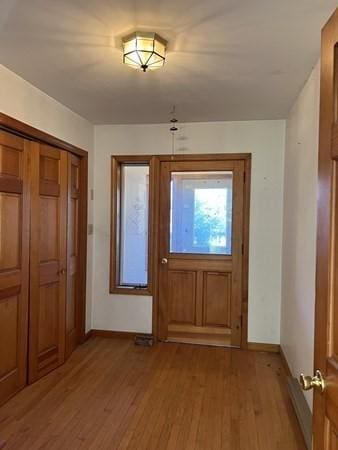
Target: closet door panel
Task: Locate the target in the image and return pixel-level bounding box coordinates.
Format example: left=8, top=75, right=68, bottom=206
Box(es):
left=65, top=154, right=80, bottom=358
left=29, top=143, right=67, bottom=383
left=0, top=131, right=29, bottom=405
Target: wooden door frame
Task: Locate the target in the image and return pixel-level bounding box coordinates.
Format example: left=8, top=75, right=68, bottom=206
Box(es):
left=152, top=153, right=251, bottom=348
left=0, top=112, right=88, bottom=344
left=314, top=9, right=338, bottom=449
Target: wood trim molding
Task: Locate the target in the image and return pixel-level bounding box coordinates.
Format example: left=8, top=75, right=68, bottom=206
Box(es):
left=241, top=156, right=251, bottom=349
left=92, top=330, right=137, bottom=339
left=247, top=342, right=280, bottom=353
left=0, top=112, right=88, bottom=157
left=110, top=155, right=154, bottom=296
left=77, top=155, right=88, bottom=343
left=90, top=329, right=153, bottom=340
left=157, top=153, right=251, bottom=162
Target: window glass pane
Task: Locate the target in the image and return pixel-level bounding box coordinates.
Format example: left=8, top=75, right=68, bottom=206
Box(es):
left=170, top=171, right=233, bottom=255
left=119, top=165, right=149, bottom=286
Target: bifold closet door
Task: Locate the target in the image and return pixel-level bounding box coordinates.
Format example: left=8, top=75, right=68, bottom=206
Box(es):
left=0, top=131, right=30, bottom=405
left=65, top=153, right=81, bottom=358
left=29, top=143, right=68, bottom=383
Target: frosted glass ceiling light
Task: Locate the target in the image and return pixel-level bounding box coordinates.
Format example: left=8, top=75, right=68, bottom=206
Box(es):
left=122, top=31, right=167, bottom=72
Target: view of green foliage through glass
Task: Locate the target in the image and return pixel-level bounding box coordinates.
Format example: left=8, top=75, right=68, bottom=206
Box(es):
left=193, top=188, right=231, bottom=254
left=170, top=172, right=233, bottom=255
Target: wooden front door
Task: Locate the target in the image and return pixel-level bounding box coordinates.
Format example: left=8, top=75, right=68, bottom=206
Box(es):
left=311, top=8, right=338, bottom=450
left=158, top=158, right=246, bottom=347
left=0, top=131, right=30, bottom=405
left=29, top=143, right=68, bottom=383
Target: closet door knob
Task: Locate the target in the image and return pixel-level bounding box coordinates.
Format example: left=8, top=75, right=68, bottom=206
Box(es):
left=59, top=269, right=66, bottom=275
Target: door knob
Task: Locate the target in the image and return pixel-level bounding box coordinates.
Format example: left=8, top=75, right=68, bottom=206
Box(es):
left=161, top=258, right=168, bottom=265
left=300, top=370, right=326, bottom=393
left=59, top=269, right=66, bottom=275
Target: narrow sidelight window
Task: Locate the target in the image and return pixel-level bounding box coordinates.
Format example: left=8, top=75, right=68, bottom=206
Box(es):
left=120, top=164, right=149, bottom=286
left=111, top=157, right=153, bottom=295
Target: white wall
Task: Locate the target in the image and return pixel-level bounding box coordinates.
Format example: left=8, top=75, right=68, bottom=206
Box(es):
left=93, top=120, right=285, bottom=344
left=0, top=64, right=95, bottom=331
left=281, top=63, right=320, bottom=409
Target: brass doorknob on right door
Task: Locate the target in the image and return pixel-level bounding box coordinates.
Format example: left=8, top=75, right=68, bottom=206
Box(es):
left=300, top=370, right=326, bottom=392
left=161, top=258, right=168, bottom=265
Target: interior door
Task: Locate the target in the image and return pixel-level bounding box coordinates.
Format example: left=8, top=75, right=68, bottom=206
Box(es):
left=308, top=8, right=338, bottom=450
left=29, top=143, right=67, bottom=383
left=65, top=153, right=80, bottom=358
left=0, top=131, right=30, bottom=405
left=158, top=159, right=245, bottom=347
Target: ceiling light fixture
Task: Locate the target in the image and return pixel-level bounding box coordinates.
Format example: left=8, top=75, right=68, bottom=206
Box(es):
left=122, top=31, right=167, bottom=72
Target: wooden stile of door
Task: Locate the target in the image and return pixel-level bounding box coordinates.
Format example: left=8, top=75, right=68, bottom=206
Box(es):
left=65, top=153, right=81, bottom=358
left=158, top=159, right=245, bottom=347
left=28, top=143, right=68, bottom=383
left=0, top=130, right=30, bottom=405
left=310, top=8, right=338, bottom=450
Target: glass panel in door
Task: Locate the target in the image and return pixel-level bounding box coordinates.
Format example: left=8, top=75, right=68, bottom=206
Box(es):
left=169, top=171, right=233, bottom=255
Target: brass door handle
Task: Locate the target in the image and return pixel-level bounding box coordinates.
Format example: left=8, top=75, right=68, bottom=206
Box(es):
left=300, top=370, right=326, bottom=393
left=161, top=258, right=168, bottom=265
left=59, top=269, right=66, bottom=275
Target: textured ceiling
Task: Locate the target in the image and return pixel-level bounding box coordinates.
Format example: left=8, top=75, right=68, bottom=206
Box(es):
left=0, top=0, right=336, bottom=124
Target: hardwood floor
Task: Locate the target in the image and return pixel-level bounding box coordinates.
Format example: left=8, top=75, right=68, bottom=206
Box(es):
left=0, top=337, right=306, bottom=450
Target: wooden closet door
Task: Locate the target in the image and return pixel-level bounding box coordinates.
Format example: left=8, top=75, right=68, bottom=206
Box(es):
left=0, top=131, right=30, bottom=405
left=65, top=153, right=80, bottom=358
left=29, top=143, right=67, bottom=383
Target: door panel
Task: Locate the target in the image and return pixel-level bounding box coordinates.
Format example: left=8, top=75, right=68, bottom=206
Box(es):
left=29, top=143, right=67, bottom=383
left=168, top=271, right=196, bottom=324
left=65, top=153, right=80, bottom=358
left=0, top=296, right=18, bottom=375
left=0, top=130, right=29, bottom=405
left=159, top=160, right=245, bottom=347
left=39, top=197, right=59, bottom=260
left=203, top=272, right=231, bottom=328
left=38, top=283, right=59, bottom=353
left=0, top=193, right=21, bottom=270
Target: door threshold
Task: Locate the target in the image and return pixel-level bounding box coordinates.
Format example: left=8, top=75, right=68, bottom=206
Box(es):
left=165, top=337, right=239, bottom=349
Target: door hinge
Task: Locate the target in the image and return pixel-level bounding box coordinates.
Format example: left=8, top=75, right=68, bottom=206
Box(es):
left=243, top=171, right=246, bottom=183
left=242, top=243, right=244, bottom=255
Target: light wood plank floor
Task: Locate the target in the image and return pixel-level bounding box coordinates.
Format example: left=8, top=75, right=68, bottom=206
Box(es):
left=0, top=337, right=306, bottom=450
